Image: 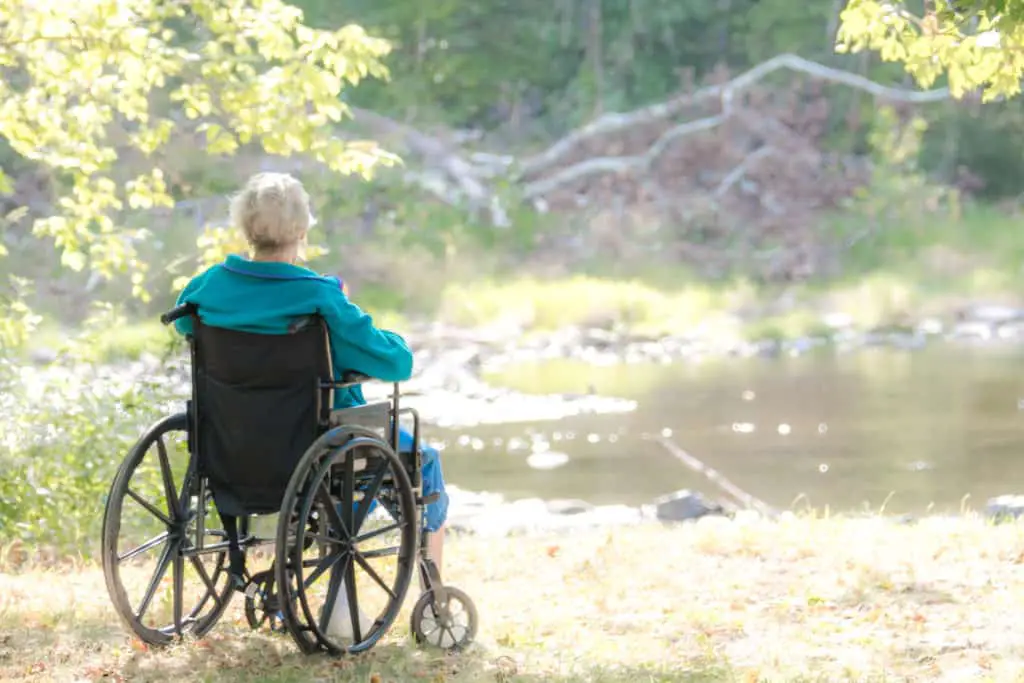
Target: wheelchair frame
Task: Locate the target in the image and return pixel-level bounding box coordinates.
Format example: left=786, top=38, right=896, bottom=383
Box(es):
left=100, top=302, right=477, bottom=655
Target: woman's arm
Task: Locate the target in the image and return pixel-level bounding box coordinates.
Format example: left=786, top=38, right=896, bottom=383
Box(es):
left=318, top=282, right=414, bottom=382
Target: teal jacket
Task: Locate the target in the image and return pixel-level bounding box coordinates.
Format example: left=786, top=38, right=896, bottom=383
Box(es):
left=173, top=254, right=413, bottom=409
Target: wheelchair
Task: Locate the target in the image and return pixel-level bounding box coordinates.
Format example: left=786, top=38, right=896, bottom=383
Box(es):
left=100, top=303, right=478, bottom=655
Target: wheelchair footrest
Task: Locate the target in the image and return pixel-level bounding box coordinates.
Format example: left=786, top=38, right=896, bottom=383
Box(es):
left=420, top=492, right=440, bottom=505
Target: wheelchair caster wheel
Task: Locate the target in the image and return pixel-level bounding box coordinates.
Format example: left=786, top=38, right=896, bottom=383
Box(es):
left=410, top=586, right=478, bottom=651
left=243, top=570, right=287, bottom=634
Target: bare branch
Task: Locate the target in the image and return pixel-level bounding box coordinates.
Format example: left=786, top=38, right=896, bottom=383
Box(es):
left=517, top=53, right=951, bottom=182
left=348, top=107, right=510, bottom=227
left=714, top=146, right=776, bottom=198
left=522, top=114, right=726, bottom=200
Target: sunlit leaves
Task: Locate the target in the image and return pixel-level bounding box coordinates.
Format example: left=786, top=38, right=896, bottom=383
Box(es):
left=837, top=0, right=1024, bottom=101
left=0, top=0, right=397, bottom=292
left=172, top=221, right=330, bottom=292
left=0, top=277, right=41, bottom=352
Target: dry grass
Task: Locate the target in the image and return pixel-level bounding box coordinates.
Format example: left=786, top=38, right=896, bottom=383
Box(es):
left=5, top=515, right=1024, bottom=682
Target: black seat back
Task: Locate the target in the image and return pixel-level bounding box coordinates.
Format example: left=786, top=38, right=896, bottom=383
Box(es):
left=192, top=317, right=331, bottom=516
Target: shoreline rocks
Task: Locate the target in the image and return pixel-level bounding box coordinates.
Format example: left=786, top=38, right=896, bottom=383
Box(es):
left=442, top=487, right=1024, bottom=539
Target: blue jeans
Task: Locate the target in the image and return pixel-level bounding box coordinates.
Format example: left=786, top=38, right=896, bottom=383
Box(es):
left=397, top=428, right=448, bottom=533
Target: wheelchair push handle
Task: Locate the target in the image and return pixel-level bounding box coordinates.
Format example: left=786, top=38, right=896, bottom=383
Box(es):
left=160, top=303, right=197, bottom=326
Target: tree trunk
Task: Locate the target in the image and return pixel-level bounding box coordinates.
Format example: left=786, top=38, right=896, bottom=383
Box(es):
left=588, top=0, right=605, bottom=118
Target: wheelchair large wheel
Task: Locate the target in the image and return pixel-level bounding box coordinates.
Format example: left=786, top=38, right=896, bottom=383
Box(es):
left=275, top=426, right=418, bottom=656
left=102, top=413, right=235, bottom=646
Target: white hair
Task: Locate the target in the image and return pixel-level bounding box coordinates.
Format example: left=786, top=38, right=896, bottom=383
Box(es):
left=229, top=173, right=315, bottom=256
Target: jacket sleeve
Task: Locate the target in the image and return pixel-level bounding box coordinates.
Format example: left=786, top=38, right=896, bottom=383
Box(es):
left=171, top=275, right=203, bottom=337
left=318, top=283, right=414, bottom=382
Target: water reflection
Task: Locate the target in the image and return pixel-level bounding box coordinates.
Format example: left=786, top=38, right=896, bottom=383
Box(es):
left=437, top=343, right=1024, bottom=515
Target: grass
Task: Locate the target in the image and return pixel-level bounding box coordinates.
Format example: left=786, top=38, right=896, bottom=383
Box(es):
left=16, top=267, right=1020, bottom=365
left=5, top=515, right=1024, bottom=682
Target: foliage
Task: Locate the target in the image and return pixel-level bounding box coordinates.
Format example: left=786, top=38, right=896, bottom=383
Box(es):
left=0, top=0, right=398, bottom=294
left=0, top=309, right=174, bottom=551
left=0, top=277, right=40, bottom=354
left=837, top=0, right=1024, bottom=101
left=170, top=222, right=330, bottom=292
left=842, top=106, right=960, bottom=236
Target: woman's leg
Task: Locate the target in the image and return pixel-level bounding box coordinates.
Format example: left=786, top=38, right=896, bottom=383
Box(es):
left=421, top=452, right=448, bottom=577
left=397, top=427, right=449, bottom=584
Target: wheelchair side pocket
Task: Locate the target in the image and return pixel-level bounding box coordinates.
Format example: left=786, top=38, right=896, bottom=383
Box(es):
left=197, top=374, right=318, bottom=516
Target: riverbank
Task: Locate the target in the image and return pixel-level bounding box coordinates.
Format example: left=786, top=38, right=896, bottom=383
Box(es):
left=7, top=296, right=1024, bottom=557
left=4, top=515, right=1024, bottom=682
left=18, top=276, right=1024, bottom=370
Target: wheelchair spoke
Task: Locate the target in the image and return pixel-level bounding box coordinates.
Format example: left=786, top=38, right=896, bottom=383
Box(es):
left=118, top=532, right=170, bottom=563
left=315, top=483, right=349, bottom=538
left=125, top=488, right=173, bottom=527
left=302, top=550, right=345, bottom=591
left=342, top=454, right=356, bottom=536
left=306, top=533, right=345, bottom=546
left=187, top=554, right=223, bottom=609
left=353, top=462, right=388, bottom=533
left=136, top=538, right=176, bottom=621
left=155, top=436, right=180, bottom=520
left=172, top=551, right=184, bottom=634
left=360, top=545, right=400, bottom=560
left=354, top=521, right=403, bottom=544
left=343, top=549, right=362, bottom=643
left=352, top=549, right=396, bottom=600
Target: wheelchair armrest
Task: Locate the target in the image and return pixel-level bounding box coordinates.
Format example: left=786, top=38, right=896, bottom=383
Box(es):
left=323, top=371, right=377, bottom=388
left=160, top=302, right=197, bottom=325
left=341, top=371, right=374, bottom=383
left=322, top=372, right=404, bottom=391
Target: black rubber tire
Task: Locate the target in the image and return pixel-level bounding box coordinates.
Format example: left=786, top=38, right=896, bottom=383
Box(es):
left=101, top=413, right=234, bottom=646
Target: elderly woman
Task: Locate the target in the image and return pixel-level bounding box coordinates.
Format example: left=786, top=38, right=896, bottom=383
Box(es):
left=172, top=172, right=447, bottom=640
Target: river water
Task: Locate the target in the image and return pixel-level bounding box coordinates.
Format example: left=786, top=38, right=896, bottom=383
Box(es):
left=435, top=342, right=1024, bottom=515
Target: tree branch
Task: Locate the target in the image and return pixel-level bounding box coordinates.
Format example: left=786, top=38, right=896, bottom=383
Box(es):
left=714, top=146, right=776, bottom=198
left=517, top=53, right=951, bottom=182
left=522, top=113, right=727, bottom=200
left=348, top=107, right=510, bottom=227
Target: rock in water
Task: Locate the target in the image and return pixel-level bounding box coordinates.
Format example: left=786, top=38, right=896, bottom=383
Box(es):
left=652, top=489, right=725, bottom=522
left=546, top=498, right=593, bottom=515
left=526, top=450, right=569, bottom=470
left=985, top=495, right=1024, bottom=522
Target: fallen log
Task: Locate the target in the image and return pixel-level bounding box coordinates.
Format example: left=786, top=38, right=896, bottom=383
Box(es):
left=516, top=53, right=951, bottom=186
